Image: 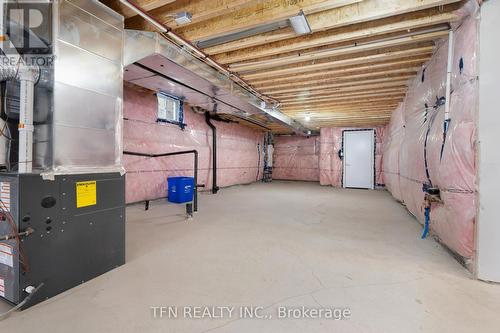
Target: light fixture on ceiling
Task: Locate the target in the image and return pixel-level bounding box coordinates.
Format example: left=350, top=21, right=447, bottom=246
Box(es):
left=175, top=11, right=192, bottom=25
left=289, top=11, right=312, bottom=35
left=304, top=114, right=311, bottom=122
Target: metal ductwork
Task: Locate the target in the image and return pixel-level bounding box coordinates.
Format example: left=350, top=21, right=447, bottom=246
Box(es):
left=0, top=46, right=40, bottom=173
left=123, top=30, right=311, bottom=135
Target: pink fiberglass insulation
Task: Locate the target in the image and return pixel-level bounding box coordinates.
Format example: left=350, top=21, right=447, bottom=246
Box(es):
left=382, top=1, right=478, bottom=260
left=123, top=83, right=265, bottom=203
left=272, top=126, right=385, bottom=185
left=273, top=136, right=320, bottom=181
left=319, top=127, right=386, bottom=187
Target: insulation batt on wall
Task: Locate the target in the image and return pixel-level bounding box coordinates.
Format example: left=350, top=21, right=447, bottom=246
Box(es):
left=320, top=127, right=386, bottom=187
left=123, top=83, right=265, bottom=204
left=272, top=126, right=385, bottom=186
left=382, top=0, right=478, bottom=261
left=273, top=136, right=320, bottom=182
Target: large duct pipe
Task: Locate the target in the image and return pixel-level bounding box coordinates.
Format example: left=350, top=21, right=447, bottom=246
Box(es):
left=205, top=112, right=219, bottom=194
left=118, top=0, right=277, bottom=105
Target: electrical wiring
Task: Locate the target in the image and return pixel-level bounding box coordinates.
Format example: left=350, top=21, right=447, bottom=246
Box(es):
left=0, top=283, right=44, bottom=321
left=0, top=198, right=29, bottom=272
left=0, top=83, right=13, bottom=141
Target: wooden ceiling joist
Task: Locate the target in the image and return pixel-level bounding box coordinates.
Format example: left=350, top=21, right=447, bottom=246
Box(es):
left=203, top=0, right=461, bottom=55
left=285, top=109, right=396, bottom=115
left=282, top=101, right=404, bottom=111
left=292, top=113, right=395, bottom=120
left=281, top=99, right=405, bottom=110
left=279, top=89, right=407, bottom=103
left=241, top=45, right=434, bottom=80
left=281, top=98, right=405, bottom=110
left=126, top=0, right=260, bottom=29
left=283, top=101, right=402, bottom=109
left=248, top=57, right=428, bottom=86
left=266, top=76, right=413, bottom=95
left=213, top=12, right=456, bottom=63
left=108, top=0, right=465, bottom=131
left=230, top=31, right=446, bottom=72
left=174, top=0, right=363, bottom=42
left=307, top=119, right=390, bottom=126
left=283, top=95, right=402, bottom=105
left=254, top=68, right=418, bottom=91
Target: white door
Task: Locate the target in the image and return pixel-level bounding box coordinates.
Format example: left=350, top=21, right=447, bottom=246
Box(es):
left=343, top=130, right=375, bottom=189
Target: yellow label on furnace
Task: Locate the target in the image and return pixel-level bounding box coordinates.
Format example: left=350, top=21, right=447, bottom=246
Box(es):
left=76, top=181, right=97, bottom=208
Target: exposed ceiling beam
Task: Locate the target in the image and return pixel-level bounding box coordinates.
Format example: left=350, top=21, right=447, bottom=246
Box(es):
left=280, top=93, right=407, bottom=105
left=295, top=114, right=394, bottom=120
left=281, top=98, right=405, bottom=108
left=254, top=68, right=418, bottom=90
left=202, top=0, right=461, bottom=55
left=173, top=0, right=363, bottom=41
left=230, top=30, right=447, bottom=72
left=305, top=118, right=391, bottom=126
left=307, top=0, right=461, bottom=32
left=283, top=95, right=406, bottom=104
left=260, top=76, right=410, bottom=94
left=283, top=99, right=404, bottom=108
left=287, top=108, right=397, bottom=114
left=214, top=13, right=456, bottom=63
left=293, top=115, right=394, bottom=126
left=248, top=57, right=428, bottom=85
left=284, top=109, right=398, bottom=117
left=287, top=114, right=397, bottom=122
left=126, top=0, right=260, bottom=29
left=241, top=45, right=434, bottom=80
left=282, top=102, right=401, bottom=112
left=264, top=75, right=414, bottom=95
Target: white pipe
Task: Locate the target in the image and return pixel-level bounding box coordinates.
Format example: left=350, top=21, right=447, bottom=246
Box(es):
left=444, top=30, right=454, bottom=121
left=17, top=74, right=35, bottom=173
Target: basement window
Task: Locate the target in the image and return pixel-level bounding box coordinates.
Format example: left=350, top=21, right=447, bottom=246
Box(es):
left=157, top=92, right=185, bottom=129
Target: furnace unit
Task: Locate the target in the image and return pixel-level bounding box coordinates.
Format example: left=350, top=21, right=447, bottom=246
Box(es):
left=0, top=0, right=125, bottom=309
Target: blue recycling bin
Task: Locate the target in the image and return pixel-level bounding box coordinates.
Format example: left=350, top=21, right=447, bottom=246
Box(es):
left=167, top=176, right=194, bottom=203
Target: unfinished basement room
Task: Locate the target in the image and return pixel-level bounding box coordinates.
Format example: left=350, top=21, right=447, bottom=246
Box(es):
left=0, top=0, right=499, bottom=332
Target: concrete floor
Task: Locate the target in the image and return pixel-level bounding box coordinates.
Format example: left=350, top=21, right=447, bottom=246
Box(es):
left=1, top=181, right=500, bottom=332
